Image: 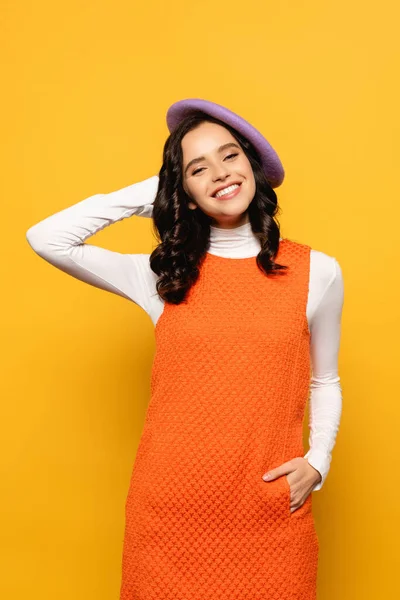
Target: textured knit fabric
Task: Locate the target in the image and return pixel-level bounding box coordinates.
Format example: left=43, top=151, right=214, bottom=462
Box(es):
left=120, top=238, right=319, bottom=600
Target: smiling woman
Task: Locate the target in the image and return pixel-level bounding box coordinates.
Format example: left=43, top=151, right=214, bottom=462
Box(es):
left=26, top=97, right=343, bottom=600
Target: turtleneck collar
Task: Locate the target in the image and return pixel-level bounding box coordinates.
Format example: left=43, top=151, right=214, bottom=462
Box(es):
left=209, top=221, right=281, bottom=259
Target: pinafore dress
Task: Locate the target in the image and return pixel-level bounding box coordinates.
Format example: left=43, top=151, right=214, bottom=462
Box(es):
left=120, top=238, right=319, bottom=600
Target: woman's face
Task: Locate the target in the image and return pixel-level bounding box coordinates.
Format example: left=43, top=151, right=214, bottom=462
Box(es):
left=181, top=121, right=256, bottom=229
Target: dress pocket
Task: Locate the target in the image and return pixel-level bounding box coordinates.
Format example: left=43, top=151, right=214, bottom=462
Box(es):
left=280, top=474, right=292, bottom=517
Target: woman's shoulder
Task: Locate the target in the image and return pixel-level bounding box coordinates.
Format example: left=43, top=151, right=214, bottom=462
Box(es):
left=282, top=238, right=342, bottom=287
left=309, top=247, right=343, bottom=302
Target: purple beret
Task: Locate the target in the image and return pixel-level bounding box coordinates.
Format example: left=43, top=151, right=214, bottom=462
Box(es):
left=166, top=98, right=285, bottom=188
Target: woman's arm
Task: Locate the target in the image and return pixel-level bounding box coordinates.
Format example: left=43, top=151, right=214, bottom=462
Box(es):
left=304, top=257, right=344, bottom=491
left=26, top=175, right=159, bottom=314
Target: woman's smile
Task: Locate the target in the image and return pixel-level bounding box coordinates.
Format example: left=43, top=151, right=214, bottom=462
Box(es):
left=213, top=182, right=242, bottom=201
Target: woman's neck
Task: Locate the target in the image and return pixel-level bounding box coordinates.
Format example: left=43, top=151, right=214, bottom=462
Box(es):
left=208, top=221, right=261, bottom=258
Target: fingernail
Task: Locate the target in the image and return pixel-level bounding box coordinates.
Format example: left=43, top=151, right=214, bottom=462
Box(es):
left=262, top=473, right=271, bottom=481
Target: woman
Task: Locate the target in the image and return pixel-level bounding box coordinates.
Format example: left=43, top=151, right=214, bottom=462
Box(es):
left=26, top=98, right=344, bottom=599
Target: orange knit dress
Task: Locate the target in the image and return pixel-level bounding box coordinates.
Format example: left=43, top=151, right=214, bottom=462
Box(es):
left=120, top=238, right=319, bottom=600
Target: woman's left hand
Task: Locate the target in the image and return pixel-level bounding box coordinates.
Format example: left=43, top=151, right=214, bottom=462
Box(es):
left=262, top=457, right=322, bottom=513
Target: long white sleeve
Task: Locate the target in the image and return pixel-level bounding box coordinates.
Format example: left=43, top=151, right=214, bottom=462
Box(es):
left=26, top=175, right=160, bottom=314
left=304, top=258, right=344, bottom=491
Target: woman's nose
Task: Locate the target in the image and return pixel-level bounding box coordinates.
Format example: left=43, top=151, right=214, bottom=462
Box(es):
left=212, top=167, right=231, bottom=182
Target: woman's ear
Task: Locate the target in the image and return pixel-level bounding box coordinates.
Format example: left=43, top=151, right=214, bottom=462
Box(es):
left=188, top=201, right=197, bottom=210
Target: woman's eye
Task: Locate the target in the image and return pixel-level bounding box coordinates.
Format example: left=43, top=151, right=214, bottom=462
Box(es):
left=192, top=153, right=238, bottom=176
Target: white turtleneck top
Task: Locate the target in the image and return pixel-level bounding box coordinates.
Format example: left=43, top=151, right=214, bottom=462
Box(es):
left=26, top=175, right=344, bottom=493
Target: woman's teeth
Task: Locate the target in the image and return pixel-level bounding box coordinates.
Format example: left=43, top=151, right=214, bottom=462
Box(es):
left=215, top=184, right=240, bottom=198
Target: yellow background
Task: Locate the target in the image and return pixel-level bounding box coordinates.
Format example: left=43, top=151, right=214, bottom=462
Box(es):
left=2, top=1, right=399, bottom=598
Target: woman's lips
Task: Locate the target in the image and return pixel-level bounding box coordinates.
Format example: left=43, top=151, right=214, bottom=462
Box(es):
left=213, top=183, right=242, bottom=201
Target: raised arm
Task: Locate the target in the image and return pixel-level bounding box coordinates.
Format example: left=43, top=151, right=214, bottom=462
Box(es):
left=304, top=257, right=344, bottom=491
left=26, top=175, right=159, bottom=314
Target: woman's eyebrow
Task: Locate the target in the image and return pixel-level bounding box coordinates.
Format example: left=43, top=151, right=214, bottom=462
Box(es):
left=184, top=142, right=241, bottom=175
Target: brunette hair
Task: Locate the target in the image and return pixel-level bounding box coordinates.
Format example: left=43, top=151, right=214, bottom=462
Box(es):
left=150, top=110, right=288, bottom=304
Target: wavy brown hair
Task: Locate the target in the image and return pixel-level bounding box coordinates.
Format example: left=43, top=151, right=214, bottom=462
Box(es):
left=150, top=110, right=288, bottom=304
